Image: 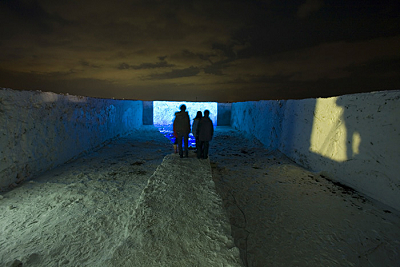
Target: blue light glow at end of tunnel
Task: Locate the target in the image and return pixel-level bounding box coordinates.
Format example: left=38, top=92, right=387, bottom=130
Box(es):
left=153, top=101, right=218, bottom=147
left=153, top=101, right=218, bottom=126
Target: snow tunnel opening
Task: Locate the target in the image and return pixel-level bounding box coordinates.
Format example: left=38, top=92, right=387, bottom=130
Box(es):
left=153, top=101, right=218, bottom=148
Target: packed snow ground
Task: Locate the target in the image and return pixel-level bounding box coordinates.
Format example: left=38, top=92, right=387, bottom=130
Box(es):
left=1, top=126, right=399, bottom=266
left=211, top=127, right=400, bottom=266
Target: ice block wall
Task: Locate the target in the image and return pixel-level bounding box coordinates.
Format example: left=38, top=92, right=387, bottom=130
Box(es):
left=229, top=100, right=286, bottom=150
left=231, top=90, right=400, bottom=211
left=0, top=88, right=142, bottom=190
left=217, top=103, right=232, bottom=126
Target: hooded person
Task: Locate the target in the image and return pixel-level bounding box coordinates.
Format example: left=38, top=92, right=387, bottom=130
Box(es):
left=173, top=104, right=191, bottom=158
left=197, top=109, right=214, bottom=159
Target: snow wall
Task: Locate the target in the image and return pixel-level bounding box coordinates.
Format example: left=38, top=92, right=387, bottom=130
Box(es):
left=0, top=88, right=142, bottom=190
left=217, top=103, right=232, bottom=126
left=231, top=90, right=400, bottom=211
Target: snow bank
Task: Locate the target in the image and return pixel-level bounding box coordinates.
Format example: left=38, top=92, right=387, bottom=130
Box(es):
left=231, top=90, right=400, bottom=211
left=0, top=88, right=142, bottom=190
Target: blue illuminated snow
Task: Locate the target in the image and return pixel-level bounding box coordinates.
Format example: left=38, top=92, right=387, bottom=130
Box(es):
left=153, top=101, right=217, bottom=126
left=154, top=101, right=218, bottom=148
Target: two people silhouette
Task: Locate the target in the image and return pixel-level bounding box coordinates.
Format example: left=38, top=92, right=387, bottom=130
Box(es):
left=173, top=105, right=213, bottom=159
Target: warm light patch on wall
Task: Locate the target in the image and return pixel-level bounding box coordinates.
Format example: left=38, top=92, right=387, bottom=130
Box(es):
left=309, top=97, right=348, bottom=162
left=153, top=101, right=218, bottom=127
left=352, top=132, right=361, bottom=157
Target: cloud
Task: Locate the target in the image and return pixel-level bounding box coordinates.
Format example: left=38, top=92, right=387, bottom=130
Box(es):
left=0, top=0, right=69, bottom=39
left=148, top=66, right=200, bottom=80
left=117, top=60, right=175, bottom=70
left=224, top=35, right=400, bottom=85
left=1, top=0, right=399, bottom=101
left=297, top=0, right=323, bottom=18
left=80, top=60, right=100, bottom=69
left=204, top=61, right=231, bottom=76
left=211, top=42, right=236, bottom=59
left=179, top=50, right=214, bottom=63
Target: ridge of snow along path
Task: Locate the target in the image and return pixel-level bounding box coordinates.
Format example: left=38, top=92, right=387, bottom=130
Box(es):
left=109, top=153, right=242, bottom=266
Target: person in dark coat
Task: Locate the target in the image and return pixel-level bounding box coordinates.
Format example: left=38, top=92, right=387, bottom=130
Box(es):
left=173, top=104, right=191, bottom=158
left=191, top=111, right=202, bottom=153
left=197, top=109, right=214, bottom=159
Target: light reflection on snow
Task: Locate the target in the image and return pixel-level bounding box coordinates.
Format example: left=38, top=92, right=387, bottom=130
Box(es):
left=153, top=101, right=217, bottom=126
left=157, top=124, right=198, bottom=148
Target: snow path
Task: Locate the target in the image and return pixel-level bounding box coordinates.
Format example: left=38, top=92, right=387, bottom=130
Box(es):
left=109, top=154, right=242, bottom=266
left=211, top=127, right=400, bottom=266
left=1, top=126, right=400, bottom=266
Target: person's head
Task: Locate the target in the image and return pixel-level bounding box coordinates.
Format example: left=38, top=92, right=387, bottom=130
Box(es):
left=195, top=111, right=202, bottom=119
left=204, top=110, right=210, bottom=117
left=180, top=104, right=186, bottom=111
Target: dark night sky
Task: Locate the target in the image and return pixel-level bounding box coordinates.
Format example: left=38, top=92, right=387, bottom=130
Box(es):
left=1, top=0, right=399, bottom=102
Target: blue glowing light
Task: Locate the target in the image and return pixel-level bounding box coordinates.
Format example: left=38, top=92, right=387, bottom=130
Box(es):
left=153, top=101, right=217, bottom=126
left=154, top=101, right=218, bottom=147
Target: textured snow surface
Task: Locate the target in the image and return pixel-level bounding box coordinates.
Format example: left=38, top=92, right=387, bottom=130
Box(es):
left=211, top=127, right=400, bottom=266
left=110, top=154, right=241, bottom=266
left=1, top=126, right=399, bottom=266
